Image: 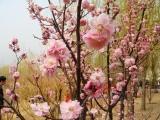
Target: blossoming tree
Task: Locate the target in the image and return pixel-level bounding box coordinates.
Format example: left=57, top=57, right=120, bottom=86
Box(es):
left=2, top=0, right=160, bottom=120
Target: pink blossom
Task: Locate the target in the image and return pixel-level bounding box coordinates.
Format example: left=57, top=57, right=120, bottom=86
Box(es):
left=40, top=56, right=58, bottom=76
left=138, top=49, right=145, bottom=56
left=109, top=78, right=113, bottom=82
left=116, top=73, right=124, bottom=81
left=90, top=70, right=105, bottom=83
left=49, top=3, right=56, bottom=11
left=109, top=62, right=120, bottom=70
left=6, top=89, right=12, bottom=96
left=28, top=1, right=42, bottom=15
left=63, top=0, right=70, bottom=4
left=9, top=38, right=20, bottom=52
left=111, top=95, right=119, bottom=104
left=80, top=18, right=87, bottom=26
left=90, top=13, right=114, bottom=35
left=112, top=48, right=122, bottom=58
left=84, top=80, right=104, bottom=98
left=80, top=93, right=85, bottom=99
left=82, top=0, right=90, bottom=9
left=41, top=28, right=50, bottom=44
left=83, top=13, right=114, bottom=49
left=20, top=53, right=27, bottom=59
left=9, top=65, right=17, bottom=75
left=60, top=100, right=82, bottom=120
left=154, top=24, right=160, bottom=34
left=124, top=57, right=135, bottom=68
left=11, top=38, right=18, bottom=45
left=113, top=95, right=119, bottom=101
left=10, top=93, right=19, bottom=101
left=137, top=39, right=150, bottom=56
left=87, top=4, right=95, bottom=12
left=15, top=82, right=21, bottom=88
left=1, top=107, right=13, bottom=114
left=83, top=70, right=105, bottom=98
left=83, top=30, right=109, bottom=49
left=47, top=40, right=70, bottom=61
left=12, top=71, right=20, bottom=80
left=129, top=65, right=137, bottom=72
left=111, top=87, right=119, bottom=95
left=30, top=102, right=50, bottom=117
left=116, top=81, right=126, bottom=91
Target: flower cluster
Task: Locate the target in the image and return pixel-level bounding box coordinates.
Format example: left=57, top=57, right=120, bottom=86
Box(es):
left=6, top=89, right=19, bottom=101
left=83, top=13, right=114, bottom=50
left=47, top=40, right=70, bottom=61
left=30, top=102, right=50, bottom=117
left=83, top=69, right=106, bottom=98
left=9, top=38, right=20, bottom=52
left=7, top=38, right=27, bottom=103
left=40, top=56, right=58, bottom=76
left=60, top=100, right=82, bottom=120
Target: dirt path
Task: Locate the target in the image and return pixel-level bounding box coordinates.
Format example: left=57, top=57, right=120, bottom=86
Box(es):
left=135, top=93, right=160, bottom=120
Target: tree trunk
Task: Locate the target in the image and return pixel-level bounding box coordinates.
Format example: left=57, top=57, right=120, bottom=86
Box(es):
left=126, top=81, right=135, bottom=120
left=148, top=84, right=152, bottom=104
left=141, top=78, right=146, bottom=110
left=108, top=107, right=113, bottom=120
left=119, top=98, right=124, bottom=120
left=128, top=86, right=135, bottom=120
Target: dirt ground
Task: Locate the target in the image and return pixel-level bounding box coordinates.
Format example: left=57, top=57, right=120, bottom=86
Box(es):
left=135, top=93, right=160, bottom=120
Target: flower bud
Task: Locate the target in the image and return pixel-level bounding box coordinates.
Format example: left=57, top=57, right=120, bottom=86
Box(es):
left=13, top=71, right=20, bottom=80
left=63, top=0, right=70, bottom=4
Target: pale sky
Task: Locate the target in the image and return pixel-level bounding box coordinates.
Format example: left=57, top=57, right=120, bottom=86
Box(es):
left=0, top=0, right=50, bottom=66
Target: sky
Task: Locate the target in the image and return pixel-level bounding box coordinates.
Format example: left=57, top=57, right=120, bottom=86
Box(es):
left=0, top=0, right=50, bottom=67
